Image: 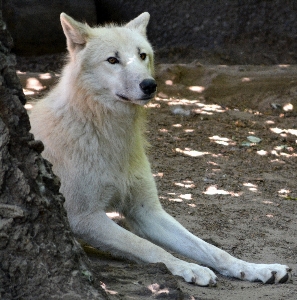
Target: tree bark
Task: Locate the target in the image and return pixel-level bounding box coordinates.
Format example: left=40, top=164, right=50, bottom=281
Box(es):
left=0, top=8, right=108, bottom=300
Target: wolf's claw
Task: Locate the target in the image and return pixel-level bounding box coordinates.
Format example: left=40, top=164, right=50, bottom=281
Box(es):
left=265, top=271, right=276, bottom=284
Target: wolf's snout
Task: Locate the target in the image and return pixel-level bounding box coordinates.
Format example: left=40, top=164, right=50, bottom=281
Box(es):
left=139, top=79, right=157, bottom=95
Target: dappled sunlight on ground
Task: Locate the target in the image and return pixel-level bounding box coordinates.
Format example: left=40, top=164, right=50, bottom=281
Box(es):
left=24, top=103, right=33, bottom=110
left=257, top=149, right=268, bottom=156
left=262, top=200, right=275, bottom=205
left=175, top=147, right=210, bottom=157
left=155, top=97, right=226, bottom=115
left=153, top=88, right=296, bottom=154
left=17, top=71, right=60, bottom=114
left=166, top=192, right=195, bottom=203
left=241, top=77, right=251, bottom=82
left=243, top=182, right=259, bottom=193
left=147, top=283, right=169, bottom=297
left=167, top=193, right=183, bottom=202
left=271, top=147, right=297, bottom=158
left=188, top=85, right=205, bottom=93
left=151, top=83, right=296, bottom=205
left=203, top=185, right=241, bottom=197
left=270, top=127, right=297, bottom=136
left=209, top=135, right=236, bottom=146
left=100, top=282, right=118, bottom=295
left=17, top=71, right=59, bottom=95
left=153, top=172, right=164, bottom=178
left=266, top=214, right=274, bottom=218
left=174, top=180, right=195, bottom=189
left=278, top=188, right=292, bottom=199
left=25, top=77, right=45, bottom=92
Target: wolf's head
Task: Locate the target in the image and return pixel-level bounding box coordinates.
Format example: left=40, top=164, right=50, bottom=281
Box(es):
left=60, top=12, right=157, bottom=107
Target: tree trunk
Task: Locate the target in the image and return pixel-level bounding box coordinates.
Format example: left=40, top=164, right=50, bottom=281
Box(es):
left=0, top=8, right=108, bottom=300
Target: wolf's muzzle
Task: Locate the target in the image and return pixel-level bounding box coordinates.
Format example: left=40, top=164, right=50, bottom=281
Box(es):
left=139, top=79, right=157, bottom=95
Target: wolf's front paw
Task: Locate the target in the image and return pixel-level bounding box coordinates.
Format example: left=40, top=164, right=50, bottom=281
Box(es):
left=237, top=263, right=291, bottom=284
left=170, top=261, right=217, bottom=286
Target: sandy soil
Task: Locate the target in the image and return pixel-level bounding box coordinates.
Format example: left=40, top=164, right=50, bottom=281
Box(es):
left=21, top=63, right=297, bottom=299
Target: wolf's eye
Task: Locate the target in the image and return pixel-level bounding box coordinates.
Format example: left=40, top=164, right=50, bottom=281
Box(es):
left=140, top=53, right=147, bottom=61
left=107, top=57, right=119, bottom=64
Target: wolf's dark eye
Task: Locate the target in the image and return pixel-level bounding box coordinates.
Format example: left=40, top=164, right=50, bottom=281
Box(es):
left=107, top=57, right=119, bottom=64
left=140, top=53, right=147, bottom=60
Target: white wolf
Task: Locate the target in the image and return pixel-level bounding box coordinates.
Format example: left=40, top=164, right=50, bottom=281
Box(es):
left=30, top=12, right=291, bottom=286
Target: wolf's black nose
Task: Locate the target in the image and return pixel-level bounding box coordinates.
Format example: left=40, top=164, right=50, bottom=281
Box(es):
left=139, top=79, right=157, bottom=95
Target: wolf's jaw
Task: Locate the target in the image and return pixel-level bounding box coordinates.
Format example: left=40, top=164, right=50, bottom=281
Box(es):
left=116, top=94, right=131, bottom=102
left=116, top=94, right=153, bottom=104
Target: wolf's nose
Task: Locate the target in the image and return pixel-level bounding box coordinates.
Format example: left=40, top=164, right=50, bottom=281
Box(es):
left=139, top=79, right=157, bottom=95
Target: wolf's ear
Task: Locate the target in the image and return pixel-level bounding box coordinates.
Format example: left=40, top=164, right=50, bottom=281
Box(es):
left=125, top=12, right=150, bottom=36
left=60, top=13, right=90, bottom=53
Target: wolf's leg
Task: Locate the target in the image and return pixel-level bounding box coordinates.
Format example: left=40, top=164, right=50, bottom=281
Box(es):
left=69, top=210, right=217, bottom=286
left=125, top=193, right=291, bottom=284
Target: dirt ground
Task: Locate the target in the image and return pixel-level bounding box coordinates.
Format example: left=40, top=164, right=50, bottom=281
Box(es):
left=20, top=62, right=297, bottom=299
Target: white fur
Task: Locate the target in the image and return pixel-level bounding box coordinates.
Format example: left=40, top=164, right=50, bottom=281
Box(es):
left=30, top=13, right=290, bottom=286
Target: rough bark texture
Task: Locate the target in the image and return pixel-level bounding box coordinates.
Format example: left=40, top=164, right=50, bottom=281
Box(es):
left=0, top=9, right=107, bottom=300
